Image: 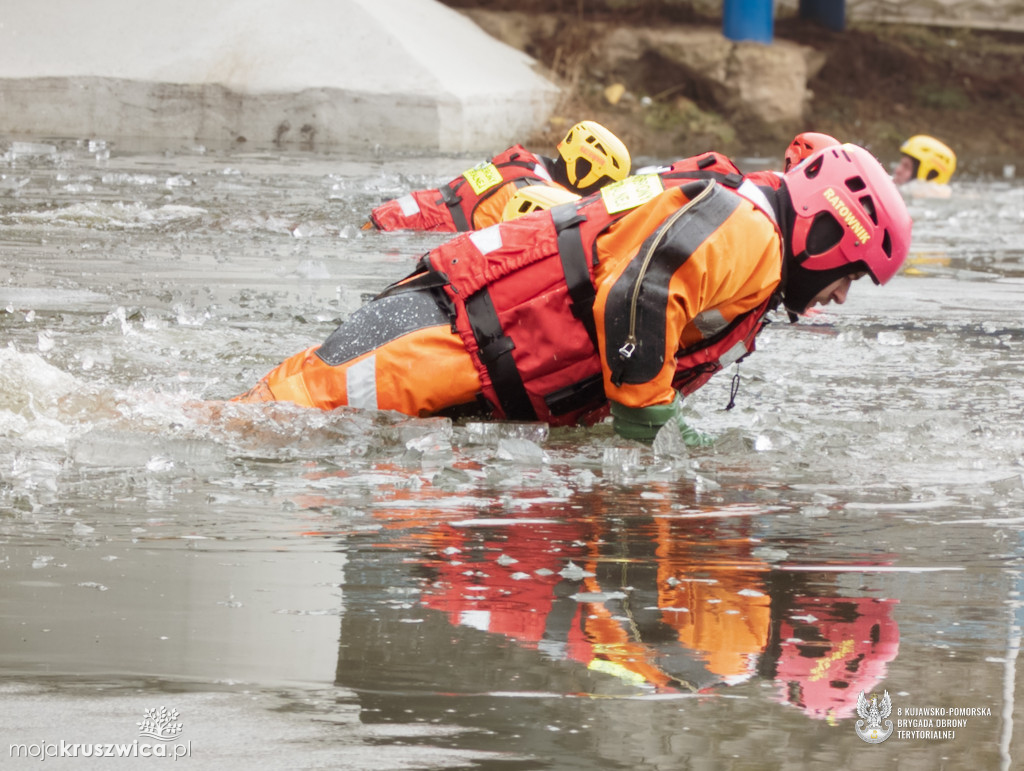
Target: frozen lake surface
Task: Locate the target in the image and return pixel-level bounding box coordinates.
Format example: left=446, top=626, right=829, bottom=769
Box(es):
left=1, top=139, right=1023, bottom=769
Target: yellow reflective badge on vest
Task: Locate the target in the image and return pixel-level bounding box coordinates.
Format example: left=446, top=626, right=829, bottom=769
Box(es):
left=462, top=162, right=504, bottom=195
left=600, top=174, right=666, bottom=214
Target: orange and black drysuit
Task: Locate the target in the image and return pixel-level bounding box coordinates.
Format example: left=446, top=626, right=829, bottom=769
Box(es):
left=367, top=145, right=563, bottom=232
left=236, top=164, right=785, bottom=435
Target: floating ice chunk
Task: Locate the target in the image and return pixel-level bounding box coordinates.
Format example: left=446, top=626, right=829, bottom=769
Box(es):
left=559, top=561, right=595, bottom=581
left=0, top=346, right=78, bottom=414
left=431, top=465, right=473, bottom=489
left=146, top=456, right=175, bottom=472
left=9, top=142, right=57, bottom=158
left=694, top=474, right=721, bottom=492
left=36, top=331, right=55, bottom=353
left=464, top=421, right=549, bottom=445
left=404, top=431, right=453, bottom=467
left=77, top=582, right=108, bottom=591
left=0, top=175, right=30, bottom=191
left=495, top=437, right=549, bottom=464
left=602, top=446, right=640, bottom=469
left=752, top=546, right=789, bottom=562
left=571, top=590, right=626, bottom=603
left=801, top=504, right=831, bottom=518
left=571, top=469, right=598, bottom=489
left=876, top=330, right=906, bottom=346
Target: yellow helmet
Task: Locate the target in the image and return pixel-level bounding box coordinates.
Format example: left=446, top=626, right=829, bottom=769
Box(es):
left=501, top=184, right=581, bottom=222
left=899, top=135, right=956, bottom=184
left=556, top=120, right=631, bottom=192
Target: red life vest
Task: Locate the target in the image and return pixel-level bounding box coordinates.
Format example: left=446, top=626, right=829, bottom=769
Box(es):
left=418, top=176, right=781, bottom=425
left=652, top=153, right=784, bottom=191
left=368, top=145, right=556, bottom=232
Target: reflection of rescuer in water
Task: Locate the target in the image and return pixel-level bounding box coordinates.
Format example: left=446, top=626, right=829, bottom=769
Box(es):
left=236, top=144, right=911, bottom=444
left=364, top=120, right=632, bottom=232
left=412, top=507, right=899, bottom=720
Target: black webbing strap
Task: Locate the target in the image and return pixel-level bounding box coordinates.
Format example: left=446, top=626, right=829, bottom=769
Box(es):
left=721, top=172, right=743, bottom=189
left=543, top=372, right=605, bottom=417
left=439, top=182, right=471, bottom=231
left=465, top=289, right=537, bottom=421
left=551, top=205, right=599, bottom=347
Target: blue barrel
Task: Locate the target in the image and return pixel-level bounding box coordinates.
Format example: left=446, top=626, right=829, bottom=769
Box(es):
left=722, top=0, right=774, bottom=44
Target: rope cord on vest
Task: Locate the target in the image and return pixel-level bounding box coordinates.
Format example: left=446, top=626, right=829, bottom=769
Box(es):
left=726, top=364, right=741, bottom=411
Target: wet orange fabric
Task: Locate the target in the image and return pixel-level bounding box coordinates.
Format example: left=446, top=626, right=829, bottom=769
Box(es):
left=591, top=185, right=782, bottom=409
left=233, top=325, right=481, bottom=415
left=469, top=181, right=519, bottom=229
left=239, top=181, right=781, bottom=420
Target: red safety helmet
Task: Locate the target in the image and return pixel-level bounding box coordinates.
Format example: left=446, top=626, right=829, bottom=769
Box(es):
left=785, top=144, right=912, bottom=291
left=784, top=131, right=840, bottom=171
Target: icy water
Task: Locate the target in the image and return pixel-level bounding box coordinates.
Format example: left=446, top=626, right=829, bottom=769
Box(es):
left=1, top=139, right=1023, bottom=770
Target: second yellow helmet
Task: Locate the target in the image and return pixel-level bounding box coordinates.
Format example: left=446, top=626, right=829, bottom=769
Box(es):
left=556, top=120, right=631, bottom=192
left=501, top=184, right=581, bottom=222
left=899, top=135, right=957, bottom=184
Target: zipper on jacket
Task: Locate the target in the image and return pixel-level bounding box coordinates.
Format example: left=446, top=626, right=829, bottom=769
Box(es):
left=617, top=182, right=716, bottom=364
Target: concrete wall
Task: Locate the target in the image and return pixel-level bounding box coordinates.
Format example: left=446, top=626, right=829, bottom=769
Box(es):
left=835, top=0, right=1024, bottom=31
left=0, top=0, right=562, bottom=152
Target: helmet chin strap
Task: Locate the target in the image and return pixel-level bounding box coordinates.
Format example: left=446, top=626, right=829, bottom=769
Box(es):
left=548, top=156, right=572, bottom=190
left=773, top=183, right=802, bottom=322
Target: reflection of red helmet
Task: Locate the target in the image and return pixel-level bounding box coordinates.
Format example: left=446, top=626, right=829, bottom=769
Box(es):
left=784, top=144, right=912, bottom=309
left=784, top=132, right=840, bottom=171
left=775, top=596, right=899, bottom=721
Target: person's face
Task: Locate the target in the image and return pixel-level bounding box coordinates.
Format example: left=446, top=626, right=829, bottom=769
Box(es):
left=892, top=156, right=916, bottom=185
left=808, top=272, right=868, bottom=309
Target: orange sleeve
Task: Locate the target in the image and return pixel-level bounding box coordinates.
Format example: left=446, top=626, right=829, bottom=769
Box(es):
left=471, top=182, right=520, bottom=229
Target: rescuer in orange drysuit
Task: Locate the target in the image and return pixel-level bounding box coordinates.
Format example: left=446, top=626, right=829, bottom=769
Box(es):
left=365, top=120, right=632, bottom=232
left=235, top=143, right=911, bottom=443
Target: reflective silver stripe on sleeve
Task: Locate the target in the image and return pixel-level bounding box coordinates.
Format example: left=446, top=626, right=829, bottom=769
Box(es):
left=470, top=224, right=503, bottom=255
left=719, top=341, right=751, bottom=369
left=398, top=195, right=420, bottom=216
left=346, top=355, right=378, bottom=410
left=736, top=179, right=776, bottom=224
left=694, top=308, right=728, bottom=339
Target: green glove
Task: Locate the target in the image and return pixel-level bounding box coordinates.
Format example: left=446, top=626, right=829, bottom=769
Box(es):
left=610, top=393, right=713, bottom=446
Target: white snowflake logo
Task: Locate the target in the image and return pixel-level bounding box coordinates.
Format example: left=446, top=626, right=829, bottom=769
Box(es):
left=137, top=707, right=184, bottom=741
